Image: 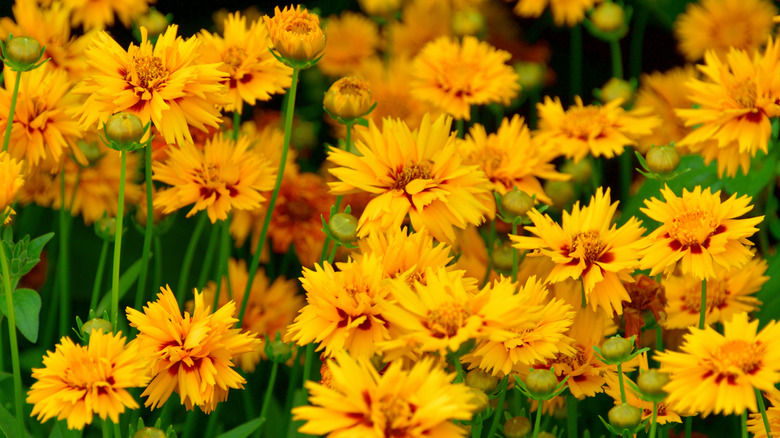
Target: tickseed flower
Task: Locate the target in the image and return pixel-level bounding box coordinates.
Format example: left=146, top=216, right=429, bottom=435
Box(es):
left=57, top=0, right=154, bottom=30
left=663, top=251, right=767, bottom=329
left=512, top=0, right=602, bottom=26
left=638, top=185, right=763, bottom=280
left=328, top=113, right=491, bottom=243
left=293, top=352, right=476, bottom=437
left=74, top=25, right=229, bottom=146
left=656, top=312, right=780, bottom=416
left=620, top=275, right=667, bottom=343
left=676, top=40, right=780, bottom=177
left=152, top=133, right=276, bottom=224
left=264, top=5, right=326, bottom=64
left=199, top=12, right=292, bottom=114
left=0, top=151, right=23, bottom=217
left=323, top=76, right=374, bottom=121
left=411, top=36, right=520, bottom=121
left=388, top=0, right=453, bottom=57
left=200, top=258, right=303, bottom=372
left=126, top=285, right=260, bottom=413
left=358, top=0, right=403, bottom=17
left=511, top=188, right=646, bottom=315
left=674, top=0, right=777, bottom=62
left=27, top=330, right=149, bottom=430
left=318, top=12, right=380, bottom=77
left=534, top=96, right=660, bottom=163
left=748, top=395, right=780, bottom=437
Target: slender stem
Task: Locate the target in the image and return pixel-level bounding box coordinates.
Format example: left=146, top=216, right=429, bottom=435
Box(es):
left=486, top=376, right=508, bottom=438
left=699, top=279, right=707, bottom=329
left=580, top=278, right=586, bottom=308
left=619, top=152, right=631, bottom=203
left=134, top=143, right=155, bottom=313
left=233, top=109, right=241, bottom=141
left=302, top=343, right=315, bottom=386
left=451, top=354, right=464, bottom=383
left=741, top=410, right=748, bottom=438
left=110, top=151, right=127, bottom=331
left=91, top=238, right=111, bottom=311
left=101, top=419, right=111, bottom=438
left=196, top=221, right=220, bottom=290
left=176, top=212, right=208, bottom=304
left=511, top=222, right=519, bottom=282
left=456, top=119, right=465, bottom=138
left=2, top=71, right=22, bottom=152
left=239, top=67, right=299, bottom=324
left=58, top=170, right=71, bottom=337
left=326, top=243, right=338, bottom=265
left=153, top=235, right=163, bottom=291
left=182, top=410, right=198, bottom=438
left=567, top=394, right=578, bottom=438
left=345, top=122, right=354, bottom=154
left=609, top=39, right=623, bottom=79
left=1, top=232, right=24, bottom=436
left=532, top=399, right=543, bottom=438
left=113, top=420, right=121, bottom=438
left=617, top=362, right=626, bottom=404
left=570, top=25, right=583, bottom=99
left=685, top=416, right=692, bottom=438
left=649, top=402, right=659, bottom=438
left=213, top=217, right=231, bottom=310
left=257, top=361, right=280, bottom=437
left=629, top=2, right=649, bottom=79
left=204, top=404, right=222, bottom=437
left=756, top=388, right=774, bottom=438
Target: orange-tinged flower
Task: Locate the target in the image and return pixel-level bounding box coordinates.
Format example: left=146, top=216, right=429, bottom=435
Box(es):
left=264, top=5, right=326, bottom=63
left=748, top=395, right=780, bottom=437
left=0, top=151, right=24, bottom=214
left=638, top=185, right=763, bottom=280
left=389, top=0, right=453, bottom=58
left=126, top=285, right=260, bottom=413
left=411, top=36, right=520, bottom=121
left=512, top=0, right=602, bottom=26
left=323, top=76, right=374, bottom=121
left=55, top=0, right=155, bottom=30
left=27, top=330, right=149, bottom=430
left=318, top=12, right=380, bottom=77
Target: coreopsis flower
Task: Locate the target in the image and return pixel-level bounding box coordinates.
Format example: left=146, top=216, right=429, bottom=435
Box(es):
left=461, top=115, right=567, bottom=212
left=293, top=352, right=476, bottom=437
left=676, top=40, right=780, bottom=177
left=285, top=255, right=392, bottom=359
left=656, top=312, right=780, bottom=416
left=534, top=96, right=660, bottom=163
left=674, top=0, right=777, bottom=62
left=512, top=0, right=602, bottom=26
left=126, top=285, right=260, bottom=413
left=663, top=252, right=767, bottom=329
left=201, top=258, right=303, bottom=372
left=748, top=395, right=780, bottom=437
left=0, top=65, right=84, bottom=169
left=389, top=0, right=453, bottom=57
left=638, top=185, right=763, bottom=280
left=328, top=113, right=491, bottom=243
left=323, top=76, right=374, bottom=121
left=54, top=0, right=154, bottom=30
left=411, top=36, right=520, bottom=121
left=0, top=151, right=23, bottom=218
left=198, top=12, right=292, bottom=114
left=511, top=188, right=646, bottom=315
left=74, top=25, right=228, bottom=146
left=317, top=12, right=380, bottom=77
left=152, top=132, right=276, bottom=224
left=27, top=330, right=149, bottom=430
left=358, top=0, right=403, bottom=17
left=463, top=276, right=576, bottom=376
left=264, top=5, right=326, bottom=64
left=620, top=275, right=667, bottom=343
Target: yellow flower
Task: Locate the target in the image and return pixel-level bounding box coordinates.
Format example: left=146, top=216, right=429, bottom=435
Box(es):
left=318, top=12, right=380, bottom=77
left=264, top=5, right=326, bottom=63
left=293, top=352, right=475, bottom=437
left=152, top=132, right=276, bottom=224
left=638, top=185, right=763, bottom=280
left=126, top=285, right=260, bottom=413
left=512, top=0, right=602, bottom=26
left=358, top=0, right=403, bottom=17
left=663, top=251, right=767, bottom=329
left=0, top=151, right=23, bottom=214
left=328, top=113, right=491, bottom=243
left=198, top=12, right=291, bottom=114
left=74, top=25, right=228, bottom=146
left=676, top=40, right=780, bottom=177
left=27, top=330, right=149, bottom=430
left=511, top=188, right=646, bottom=315
left=656, top=312, right=780, bottom=416
left=201, top=258, right=304, bottom=372
left=389, top=0, right=453, bottom=58
left=534, top=96, right=660, bottom=163
left=411, top=36, right=520, bottom=121
left=674, top=0, right=777, bottom=62
left=323, top=76, right=374, bottom=120
left=748, top=395, right=780, bottom=437
left=55, top=0, right=154, bottom=30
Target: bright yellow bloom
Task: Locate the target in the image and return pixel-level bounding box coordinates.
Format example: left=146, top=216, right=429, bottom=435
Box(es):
left=656, top=312, right=780, bottom=416
left=27, top=330, right=149, bottom=430
left=152, top=133, right=276, bottom=224
left=264, top=5, right=326, bottom=63
left=323, top=76, right=374, bottom=120
left=328, top=113, right=491, bottom=243
left=511, top=188, right=646, bottom=315
left=535, top=96, right=660, bottom=163
left=199, top=12, right=292, bottom=114
left=318, top=12, right=380, bottom=77
left=674, top=0, right=777, bottom=62
left=293, top=352, right=476, bottom=437
left=512, top=0, right=602, bottom=26
left=411, top=36, right=520, bottom=121
left=676, top=40, right=780, bottom=177
left=126, top=285, right=260, bottom=413
left=0, top=151, right=24, bottom=215
left=74, top=25, right=228, bottom=146
left=389, top=0, right=453, bottom=58
left=638, top=185, right=763, bottom=280
left=748, top=395, right=780, bottom=437
left=358, top=0, right=403, bottom=17
left=54, top=0, right=154, bottom=30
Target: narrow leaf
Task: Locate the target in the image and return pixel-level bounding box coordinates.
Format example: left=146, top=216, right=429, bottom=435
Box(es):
left=214, top=418, right=265, bottom=438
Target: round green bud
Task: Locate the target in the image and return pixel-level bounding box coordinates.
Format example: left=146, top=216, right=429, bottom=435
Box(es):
left=514, top=61, right=546, bottom=91
left=590, top=2, right=626, bottom=33
left=525, top=369, right=559, bottom=399
left=466, top=387, right=490, bottom=414
left=76, top=139, right=103, bottom=164
left=537, top=433, right=556, bottom=438
left=600, top=78, right=634, bottom=105
left=95, top=217, right=117, bottom=241
left=105, top=113, right=145, bottom=150
left=328, top=212, right=358, bottom=243
left=645, top=145, right=680, bottom=174
left=491, top=244, right=514, bottom=272
left=503, top=416, right=532, bottom=438
left=608, top=403, right=642, bottom=431
left=264, top=334, right=293, bottom=363
left=465, top=368, right=499, bottom=393
left=133, top=427, right=166, bottom=438
left=637, top=369, right=670, bottom=399
left=600, top=336, right=634, bottom=363
left=501, top=189, right=534, bottom=218
left=81, top=318, right=113, bottom=336
left=543, top=180, right=575, bottom=209
left=5, top=36, right=42, bottom=68
left=452, top=8, right=485, bottom=36
left=561, top=159, right=592, bottom=184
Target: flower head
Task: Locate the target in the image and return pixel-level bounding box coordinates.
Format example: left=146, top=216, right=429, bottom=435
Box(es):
left=58, top=0, right=153, bottom=30
left=318, top=12, right=380, bottom=77
left=0, top=151, right=23, bottom=214
left=264, top=5, right=326, bottom=64
left=324, top=76, right=374, bottom=121
left=27, top=330, right=149, bottom=430
left=512, top=0, right=602, bottom=26
left=388, top=0, right=452, bottom=58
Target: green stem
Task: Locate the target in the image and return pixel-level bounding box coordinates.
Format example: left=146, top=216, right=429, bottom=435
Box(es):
left=233, top=109, right=241, bottom=141
left=511, top=222, right=519, bottom=282
left=685, top=416, right=692, bottom=438
left=302, top=343, right=315, bottom=387
left=153, top=235, right=163, bottom=292
left=196, top=221, right=220, bottom=290
left=113, top=420, right=121, bottom=438
left=609, top=39, right=623, bottom=79
left=649, top=402, right=659, bottom=438
left=532, top=398, right=543, bottom=438
left=182, top=410, right=198, bottom=438
left=567, top=394, right=578, bottom=438
left=741, top=410, right=748, bottom=438
left=617, top=362, right=626, bottom=404
left=213, top=217, right=231, bottom=310
left=699, top=279, right=707, bottom=329
left=102, top=419, right=111, bottom=438
left=345, top=122, right=354, bottom=154
left=2, top=70, right=22, bottom=152
left=110, top=151, right=127, bottom=331
left=486, top=376, right=508, bottom=438
left=580, top=279, right=586, bottom=308
left=257, top=361, right=280, bottom=437
left=619, top=151, right=631, bottom=203
left=91, top=238, right=111, bottom=311
left=238, top=66, right=299, bottom=324
left=1, top=230, right=24, bottom=436
left=456, top=118, right=465, bottom=138
left=756, top=388, right=774, bottom=438
left=570, top=25, right=583, bottom=98
left=58, top=170, right=71, bottom=337
left=134, top=142, right=155, bottom=314
left=204, top=404, right=222, bottom=437
left=327, top=242, right=338, bottom=265
left=176, top=212, right=208, bottom=304
left=629, top=2, right=649, bottom=79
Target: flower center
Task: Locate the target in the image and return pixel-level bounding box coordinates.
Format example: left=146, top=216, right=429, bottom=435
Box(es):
left=709, top=339, right=764, bottom=379
left=669, top=209, right=717, bottom=248
left=392, top=162, right=432, bottom=191
left=426, top=302, right=469, bottom=338
left=730, top=79, right=757, bottom=109
left=221, top=46, right=246, bottom=70
left=571, top=230, right=604, bottom=263
left=377, top=395, right=413, bottom=433
left=64, top=355, right=113, bottom=392
left=338, top=80, right=369, bottom=97
left=286, top=19, right=317, bottom=36
left=285, top=198, right=313, bottom=221
left=562, top=106, right=608, bottom=140
left=468, top=145, right=507, bottom=175
left=131, top=55, right=167, bottom=90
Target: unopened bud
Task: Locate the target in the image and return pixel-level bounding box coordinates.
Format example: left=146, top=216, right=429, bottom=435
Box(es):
left=95, top=217, right=117, bottom=241
left=466, top=387, right=490, bottom=414
left=265, top=332, right=293, bottom=363
left=525, top=369, right=559, bottom=399
left=324, top=77, right=373, bottom=121
left=600, top=78, right=633, bottom=104
left=645, top=145, right=680, bottom=174
left=637, top=369, right=669, bottom=399
left=608, top=403, right=642, bottom=430
left=515, top=62, right=546, bottom=91
left=81, top=318, right=113, bottom=336
left=135, top=9, right=170, bottom=38
left=600, top=336, right=633, bottom=363
left=590, top=2, right=626, bottom=33
left=561, top=159, right=592, bottom=184
left=452, top=8, right=485, bottom=36
left=501, top=189, right=534, bottom=218
left=465, top=368, right=499, bottom=393
left=328, top=212, right=358, bottom=243
left=105, top=113, right=145, bottom=151
left=503, top=416, right=532, bottom=438
left=491, top=244, right=514, bottom=272
left=544, top=180, right=575, bottom=209
left=5, top=36, right=43, bottom=68
left=133, top=427, right=166, bottom=438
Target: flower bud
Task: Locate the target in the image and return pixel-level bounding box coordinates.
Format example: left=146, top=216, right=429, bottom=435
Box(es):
left=95, top=217, right=117, bottom=241
left=4, top=36, right=43, bottom=69
left=637, top=369, right=669, bottom=399
left=465, top=368, right=499, bottom=393
left=514, top=62, right=546, bottom=91
left=543, top=180, right=575, bottom=209
left=525, top=369, right=559, bottom=399
left=81, top=318, right=113, bottom=336
left=561, top=159, right=592, bottom=184
left=491, top=244, right=514, bottom=272
left=590, top=2, right=626, bottom=33
left=600, top=336, right=633, bottom=363
left=264, top=333, right=293, bottom=363
left=135, top=9, right=169, bottom=38
left=645, top=145, right=680, bottom=174
left=608, top=403, right=642, bottom=431
left=503, top=416, right=532, bottom=438
left=453, top=8, right=485, bottom=36
left=324, top=77, right=373, bottom=121
left=265, top=5, right=326, bottom=65
left=537, top=433, right=556, bottom=438
left=599, top=78, right=633, bottom=105
left=76, top=140, right=103, bottom=164
left=105, top=113, right=145, bottom=151
left=328, top=212, right=358, bottom=243
left=133, top=427, right=166, bottom=438
left=466, top=387, right=490, bottom=414
left=501, top=189, right=534, bottom=218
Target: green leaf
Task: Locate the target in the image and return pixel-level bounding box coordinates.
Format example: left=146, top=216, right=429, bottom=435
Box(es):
left=0, top=402, right=27, bottom=438
left=721, top=152, right=776, bottom=198
left=214, top=418, right=265, bottom=438
left=27, top=232, right=54, bottom=262
left=95, top=258, right=144, bottom=316
left=756, top=252, right=780, bottom=329
left=0, top=288, right=41, bottom=343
